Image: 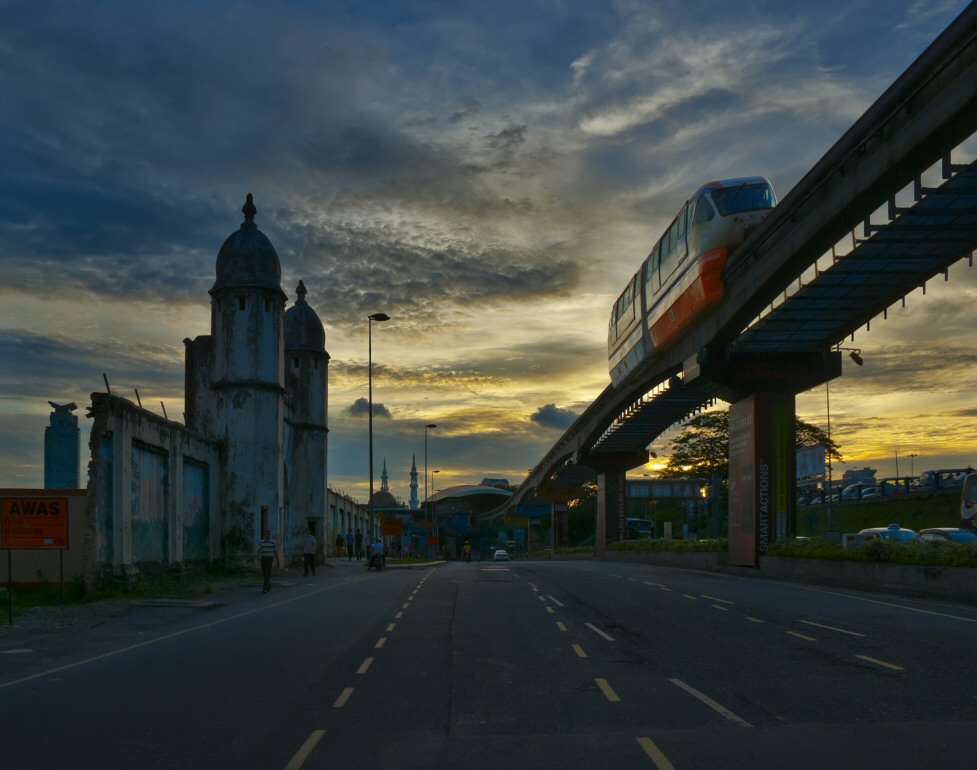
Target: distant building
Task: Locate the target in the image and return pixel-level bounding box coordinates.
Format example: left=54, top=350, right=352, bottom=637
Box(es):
left=409, top=455, right=419, bottom=510
left=44, top=401, right=80, bottom=489
left=842, top=467, right=877, bottom=487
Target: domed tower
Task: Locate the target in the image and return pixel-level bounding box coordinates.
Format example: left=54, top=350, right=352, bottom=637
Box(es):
left=209, top=194, right=287, bottom=561
left=284, top=279, right=329, bottom=552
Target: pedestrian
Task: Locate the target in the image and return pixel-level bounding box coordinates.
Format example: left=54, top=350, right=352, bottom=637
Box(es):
left=355, top=528, right=363, bottom=560
left=345, top=528, right=355, bottom=561
left=335, top=534, right=344, bottom=557
left=302, top=527, right=317, bottom=576
left=257, top=528, right=277, bottom=594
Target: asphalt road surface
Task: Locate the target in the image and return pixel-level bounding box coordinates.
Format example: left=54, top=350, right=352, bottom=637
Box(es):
left=2, top=557, right=976, bottom=769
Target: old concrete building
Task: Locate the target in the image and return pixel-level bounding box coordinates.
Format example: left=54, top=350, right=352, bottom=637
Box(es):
left=85, top=195, right=333, bottom=580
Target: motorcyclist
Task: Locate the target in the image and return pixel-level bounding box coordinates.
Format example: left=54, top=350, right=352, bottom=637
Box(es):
left=370, top=538, right=384, bottom=570
left=463, top=541, right=472, bottom=563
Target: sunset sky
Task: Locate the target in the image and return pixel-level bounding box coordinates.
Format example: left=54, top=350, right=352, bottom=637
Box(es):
left=2, top=0, right=975, bottom=503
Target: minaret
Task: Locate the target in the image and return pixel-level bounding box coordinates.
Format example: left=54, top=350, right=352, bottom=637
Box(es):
left=380, top=458, right=390, bottom=493
left=284, top=279, right=329, bottom=555
left=409, top=455, right=419, bottom=510
left=209, top=194, right=287, bottom=563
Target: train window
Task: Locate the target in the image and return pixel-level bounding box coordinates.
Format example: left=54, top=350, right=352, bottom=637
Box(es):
left=676, top=206, right=687, bottom=240
left=692, top=196, right=714, bottom=225
left=711, top=183, right=775, bottom=216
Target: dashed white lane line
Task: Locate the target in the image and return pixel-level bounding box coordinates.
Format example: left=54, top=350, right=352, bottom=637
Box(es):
left=537, top=595, right=546, bottom=602
left=637, top=737, right=677, bottom=770
left=798, top=620, right=865, bottom=637
left=386, top=623, right=396, bottom=632
left=642, top=581, right=666, bottom=589
left=711, top=604, right=729, bottom=612
left=556, top=621, right=568, bottom=632
left=333, top=688, right=354, bottom=708
left=546, top=606, right=555, bottom=614
left=856, top=654, right=904, bottom=671
left=356, top=658, right=374, bottom=675
left=572, top=644, right=587, bottom=658
left=595, top=678, right=621, bottom=702
left=547, top=595, right=565, bottom=607
left=402, top=603, right=410, bottom=609
left=669, top=678, right=751, bottom=727
left=375, top=637, right=387, bottom=649
left=683, top=594, right=697, bottom=600
left=395, top=612, right=403, bottom=619
left=585, top=622, right=616, bottom=642
left=0, top=649, right=33, bottom=654
left=285, top=729, right=325, bottom=769
left=701, top=595, right=735, bottom=605
left=786, top=630, right=816, bottom=642
left=746, top=617, right=764, bottom=624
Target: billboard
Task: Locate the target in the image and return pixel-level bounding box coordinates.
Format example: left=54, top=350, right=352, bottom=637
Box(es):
left=1, top=497, right=69, bottom=549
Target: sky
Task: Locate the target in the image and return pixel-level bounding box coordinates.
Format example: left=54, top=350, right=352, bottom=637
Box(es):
left=2, top=0, right=975, bottom=503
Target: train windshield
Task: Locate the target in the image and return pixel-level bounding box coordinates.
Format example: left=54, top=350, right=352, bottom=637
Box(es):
left=710, top=183, right=775, bottom=216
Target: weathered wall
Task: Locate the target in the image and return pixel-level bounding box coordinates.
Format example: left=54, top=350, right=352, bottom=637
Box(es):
left=86, top=393, right=221, bottom=583
left=0, top=489, right=88, bottom=583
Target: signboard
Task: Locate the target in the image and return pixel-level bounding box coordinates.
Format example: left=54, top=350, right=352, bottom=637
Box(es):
left=381, top=518, right=405, bottom=536
left=1, top=497, right=69, bottom=549
left=796, top=445, right=826, bottom=478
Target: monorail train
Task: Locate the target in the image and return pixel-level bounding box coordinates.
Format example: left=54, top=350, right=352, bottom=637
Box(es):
left=608, top=176, right=777, bottom=386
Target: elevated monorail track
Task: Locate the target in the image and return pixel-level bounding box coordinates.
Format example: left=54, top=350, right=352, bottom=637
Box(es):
left=497, top=3, right=977, bottom=515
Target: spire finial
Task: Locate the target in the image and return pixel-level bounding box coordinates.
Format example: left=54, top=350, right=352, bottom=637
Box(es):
left=296, top=279, right=307, bottom=302
left=242, top=193, right=257, bottom=224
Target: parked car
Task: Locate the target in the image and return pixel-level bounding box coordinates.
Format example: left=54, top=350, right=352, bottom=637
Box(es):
left=857, top=524, right=917, bottom=543
left=916, top=528, right=977, bottom=544
left=493, top=549, right=510, bottom=562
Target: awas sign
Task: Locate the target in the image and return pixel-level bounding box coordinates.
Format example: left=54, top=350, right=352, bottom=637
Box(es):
left=1, top=497, right=69, bottom=549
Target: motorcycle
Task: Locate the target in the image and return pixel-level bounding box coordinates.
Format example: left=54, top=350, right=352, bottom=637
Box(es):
left=368, top=553, right=384, bottom=571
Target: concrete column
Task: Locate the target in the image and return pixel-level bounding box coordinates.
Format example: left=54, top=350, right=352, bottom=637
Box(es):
left=728, top=393, right=796, bottom=568
left=596, top=470, right=627, bottom=557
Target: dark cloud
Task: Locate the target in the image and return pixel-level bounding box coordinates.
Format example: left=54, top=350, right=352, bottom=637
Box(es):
left=347, top=397, right=392, bottom=419
left=449, top=97, right=482, bottom=124
left=530, top=403, right=580, bottom=430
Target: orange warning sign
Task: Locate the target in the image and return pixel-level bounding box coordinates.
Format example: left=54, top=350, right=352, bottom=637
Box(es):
left=1, top=497, right=69, bottom=549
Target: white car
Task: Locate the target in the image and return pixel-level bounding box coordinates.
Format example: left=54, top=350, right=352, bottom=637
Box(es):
left=492, top=549, right=509, bottom=562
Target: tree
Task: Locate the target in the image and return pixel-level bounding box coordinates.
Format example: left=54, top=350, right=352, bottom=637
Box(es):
left=657, top=411, right=841, bottom=482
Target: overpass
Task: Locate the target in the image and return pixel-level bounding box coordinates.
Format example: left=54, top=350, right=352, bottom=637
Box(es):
left=493, top=3, right=977, bottom=565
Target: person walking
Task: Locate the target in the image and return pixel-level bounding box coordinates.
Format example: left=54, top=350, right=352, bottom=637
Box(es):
left=355, top=528, right=364, bottom=561
left=258, top=528, right=277, bottom=594
left=345, top=528, right=355, bottom=561
left=302, top=527, right=317, bottom=577
left=335, top=534, right=344, bottom=558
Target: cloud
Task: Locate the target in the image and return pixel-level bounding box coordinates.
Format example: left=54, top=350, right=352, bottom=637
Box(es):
left=530, top=404, right=580, bottom=430
left=347, top=397, right=392, bottom=419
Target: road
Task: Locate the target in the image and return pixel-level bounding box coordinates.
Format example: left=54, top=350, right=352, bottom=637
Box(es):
left=1, top=557, right=975, bottom=769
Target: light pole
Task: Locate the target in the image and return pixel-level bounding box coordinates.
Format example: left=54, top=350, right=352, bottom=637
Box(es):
left=367, top=312, right=390, bottom=539
left=424, top=423, right=437, bottom=521
left=907, top=452, right=918, bottom=478
left=431, top=470, right=440, bottom=557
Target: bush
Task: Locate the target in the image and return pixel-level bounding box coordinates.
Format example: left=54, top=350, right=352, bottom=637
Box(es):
left=768, top=537, right=977, bottom=567
left=608, top=537, right=727, bottom=553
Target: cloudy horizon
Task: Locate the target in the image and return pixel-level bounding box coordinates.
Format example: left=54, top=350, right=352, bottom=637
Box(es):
left=2, top=0, right=975, bottom=502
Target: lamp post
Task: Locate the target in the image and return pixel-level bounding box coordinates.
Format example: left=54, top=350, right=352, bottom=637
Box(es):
left=367, top=312, right=390, bottom=539
left=424, top=423, right=437, bottom=521
left=907, top=452, right=918, bottom=478
left=431, top=470, right=440, bottom=558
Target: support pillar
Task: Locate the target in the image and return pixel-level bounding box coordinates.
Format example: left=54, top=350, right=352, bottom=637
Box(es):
left=595, top=469, right=627, bottom=557
left=728, top=393, right=796, bottom=567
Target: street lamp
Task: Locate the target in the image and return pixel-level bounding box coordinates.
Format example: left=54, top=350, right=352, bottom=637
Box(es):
left=368, top=312, right=390, bottom=539
left=907, top=452, right=918, bottom=478
left=431, top=470, right=440, bottom=556
left=424, top=423, right=437, bottom=520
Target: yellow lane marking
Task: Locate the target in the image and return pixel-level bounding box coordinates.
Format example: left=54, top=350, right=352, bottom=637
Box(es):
left=595, top=678, right=621, bottom=702
left=356, top=658, right=374, bottom=675
left=572, top=644, right=587, bottom=658
left=333, top=688, right=354, bottom=708
left=701, top=595, right=734, bottom=605
left=786, top=631, right=816, bottom=641
left=386, top=623, right=396, bottom=632
left=585, top=622, right=616, bottom=642
left=546, top=606, right=555, bottom=614
left=375, top=637, right=387, bottom=649
left=746, top=617, right=764, bottom=624
left=637, top=737, right=676, bottom=770
left=556, top=621, right=568, bottom=632
left=683, top=594, right=697, bottom=600
left=285, top=729, right=325, bottom=770
left=669, top=678, right=751, bottom=727
left=547, top=595, right=565, bottom=607
left=856, top=655, right=904, bottom=671
left=711, top=604, right=729, bottom=612
left=395, top=612, right=403, bottom=619
left=790, top=585, right=977, bottom=623
left=799, top=620, right=865, bottom=637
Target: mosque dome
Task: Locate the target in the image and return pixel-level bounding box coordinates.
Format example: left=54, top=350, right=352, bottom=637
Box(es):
left=284, top=280, right=326, bottom=352
left=211, top=194, right=285, bottom=297
left=370, top=489, right=399, bottom=507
